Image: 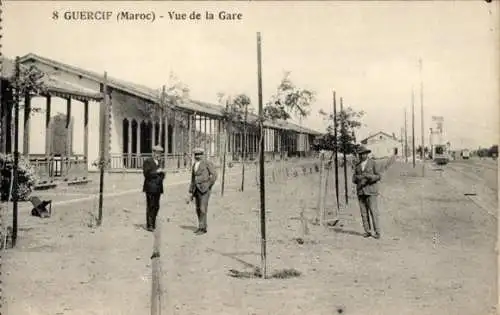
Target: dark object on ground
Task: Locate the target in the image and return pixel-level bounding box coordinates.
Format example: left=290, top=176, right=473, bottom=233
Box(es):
left=30, top=196, right=52, bottom=218
left=228, top=267, right=301, bottom=279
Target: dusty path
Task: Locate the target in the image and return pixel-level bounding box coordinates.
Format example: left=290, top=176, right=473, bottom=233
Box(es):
left=1, top=161, right=497, bottom=315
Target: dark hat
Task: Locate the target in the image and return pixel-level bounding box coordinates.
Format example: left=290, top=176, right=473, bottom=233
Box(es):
left=152, top=145, right=163, bottom=152
left=357, top=146, right=371, bottom=155
left=193, top=148, right=204, bottom=155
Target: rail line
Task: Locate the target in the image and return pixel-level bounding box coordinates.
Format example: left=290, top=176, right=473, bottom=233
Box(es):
left=440, top=163, right=498, bottom=218
left=450, top=160, right=498, bottom=171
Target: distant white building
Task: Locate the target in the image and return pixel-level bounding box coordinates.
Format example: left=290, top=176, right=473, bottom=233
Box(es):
left=360, top=131, right=401, bottom=158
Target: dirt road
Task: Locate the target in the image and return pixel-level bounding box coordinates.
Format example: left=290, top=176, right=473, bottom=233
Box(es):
left=1, top=161, right=497, bottom=315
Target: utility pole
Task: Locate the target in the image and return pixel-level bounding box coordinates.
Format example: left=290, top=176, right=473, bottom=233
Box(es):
left=400, top=127, right=404, bottom=158
left=256, top=32, right=267, bottom=279
left=429, top=128, right=433, bottom=159
left=404, top=109, right=408, bottom=163
left=411, top=89, right=416, bottom=168
left=419, top=58, right=425, bottom=176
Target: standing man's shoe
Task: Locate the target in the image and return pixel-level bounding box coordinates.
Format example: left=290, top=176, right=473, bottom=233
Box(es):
left=362, top=232, right=371, bottom=238
left=195, top=229, right=207, bottom=235
left=372, top=233, right=381, bottom=239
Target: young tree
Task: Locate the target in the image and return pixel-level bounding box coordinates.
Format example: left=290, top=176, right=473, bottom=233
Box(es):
left=3, top=60, right=48, bottom=247
left=218, top=92, right=252, bottom=192
left=263, top=72, right=314, bottom=121
left=262, top=72, right=315, bottom=158
left=136, top=72, right=190, bottom=163
left=318, top=106, right=364, bottom=154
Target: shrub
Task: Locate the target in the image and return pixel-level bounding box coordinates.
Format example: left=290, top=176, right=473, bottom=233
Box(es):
left=0, top=153, right=38, bottom=201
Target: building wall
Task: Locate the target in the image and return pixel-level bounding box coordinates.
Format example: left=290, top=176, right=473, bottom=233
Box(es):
left=365, top=134, right=401, bottom=158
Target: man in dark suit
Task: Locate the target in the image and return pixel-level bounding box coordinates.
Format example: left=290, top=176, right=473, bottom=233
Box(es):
left=142, top=145, right=165, bottom=232
left=352, top=146, right=382, bottom=239
left=188, top=148, right=217, bottom=235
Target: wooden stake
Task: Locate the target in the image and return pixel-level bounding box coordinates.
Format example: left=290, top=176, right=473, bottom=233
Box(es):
left=411, top=88, right=416, bottom=168
left=317, top=153, right=325, bottom=226
left=257, top=32, right=267, bottom=279
left=340, top=97, right=348, bottom=206
left=419, top=58, right=425, bottom=176
left=12, top=56, right=20, bottom=246
left=333, top=92, right=340, bottom=211
left=151, top=219, right=163, bottom=315
left=97, top=72, right=109, bottom=226
left=221, top=112, right=227, bottom=196
left=404, top=109, right=408, bottom=163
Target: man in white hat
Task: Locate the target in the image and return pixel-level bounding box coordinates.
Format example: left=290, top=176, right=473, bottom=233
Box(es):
left=188, top=148, right=217, bottom=235
left=352, top=145, right=382, bottom=239
left=142, top=145, right=165, bottom=232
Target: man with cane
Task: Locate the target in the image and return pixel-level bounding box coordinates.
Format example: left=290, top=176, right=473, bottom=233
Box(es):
left=187, top=148, right=217, bottom=235
left=352, top=146, right=382, bottom=239
left=142, top=145, right=165, bottom=232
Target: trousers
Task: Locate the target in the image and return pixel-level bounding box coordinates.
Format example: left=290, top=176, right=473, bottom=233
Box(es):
left=194, top=189, right=211, bottom=230
left=145, top=192, right=161, bottom=229
left=358, top=194, right=380, bottom=234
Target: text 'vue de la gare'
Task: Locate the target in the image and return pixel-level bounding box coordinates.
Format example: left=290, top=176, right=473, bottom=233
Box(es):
left=53, top=10, right=244, bottom=22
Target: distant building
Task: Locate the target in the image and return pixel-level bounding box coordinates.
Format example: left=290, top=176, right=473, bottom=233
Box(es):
left=360, top=131, right=401, bottom=158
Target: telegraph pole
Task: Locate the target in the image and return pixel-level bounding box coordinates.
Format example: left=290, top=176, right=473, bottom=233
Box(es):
left=400, top=128, right=404, bottom=158
left=404, top=109, right=408, bottom=163
left=411, top=89, right=416, bottom=168
left=419, top=58, right=425, bottom=176
left=256, top=32, right=267, bottom=279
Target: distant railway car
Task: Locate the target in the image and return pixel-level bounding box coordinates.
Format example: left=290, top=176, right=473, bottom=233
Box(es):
left=433, top=144, right=450, bottom=165
left=461, top=149, right=470, bottom=159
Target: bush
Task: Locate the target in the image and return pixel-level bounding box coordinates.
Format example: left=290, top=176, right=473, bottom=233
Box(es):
left=0, top=153, right=38, bottom=201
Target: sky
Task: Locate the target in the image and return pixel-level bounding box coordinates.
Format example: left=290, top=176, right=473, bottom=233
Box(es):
left=3, top=1, right=499, bottom=149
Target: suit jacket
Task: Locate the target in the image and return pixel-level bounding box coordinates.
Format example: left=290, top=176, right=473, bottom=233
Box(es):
left=352, top=158, right=381, bottom=196
left=142, top=157, right=165, bottom=194
left=189, top=159, right=217, bottom=194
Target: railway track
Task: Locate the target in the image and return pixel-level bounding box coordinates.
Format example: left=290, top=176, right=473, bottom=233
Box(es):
left=437, top=162, right=498, bottom=218
left=450, top=159, right=498, bottom=171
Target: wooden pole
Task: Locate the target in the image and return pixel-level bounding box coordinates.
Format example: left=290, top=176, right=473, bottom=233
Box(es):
left=221, top=106, right=228, bottom=197
left=419, top=58, right=425, bottom=176
left=241, top=103, right=248, bottom=192
left=404, top=108, right=408, bottom=163
left=317, top=153, right=325, bottom=226
left=323, top=154, right=330, bottom=225
left=257, top=32, right=267, bottom=279
left=161, top=85, right=168, bottom=168
left=340, top=98, right=348, bottom=206
left=22, top=92, right=30, bottom=157
left=12, top=56, right=20, bottom=247
left=150, top=219, right=163, bottom=315
left=411, top=89, right=416, bottom=168
left=97, top=72, right=109, bottom=226
left=333, top=92, right=339, bottom=209
left=400, top=127, right=404, bottom=160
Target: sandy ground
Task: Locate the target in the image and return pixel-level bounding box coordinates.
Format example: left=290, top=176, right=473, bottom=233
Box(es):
left=1, top=160, right=497, bottom=315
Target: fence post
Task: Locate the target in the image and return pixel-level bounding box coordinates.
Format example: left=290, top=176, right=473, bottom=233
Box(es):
left=316, top=153, right=325, bottom=225
left=151, top=219, right=163, bottom=315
